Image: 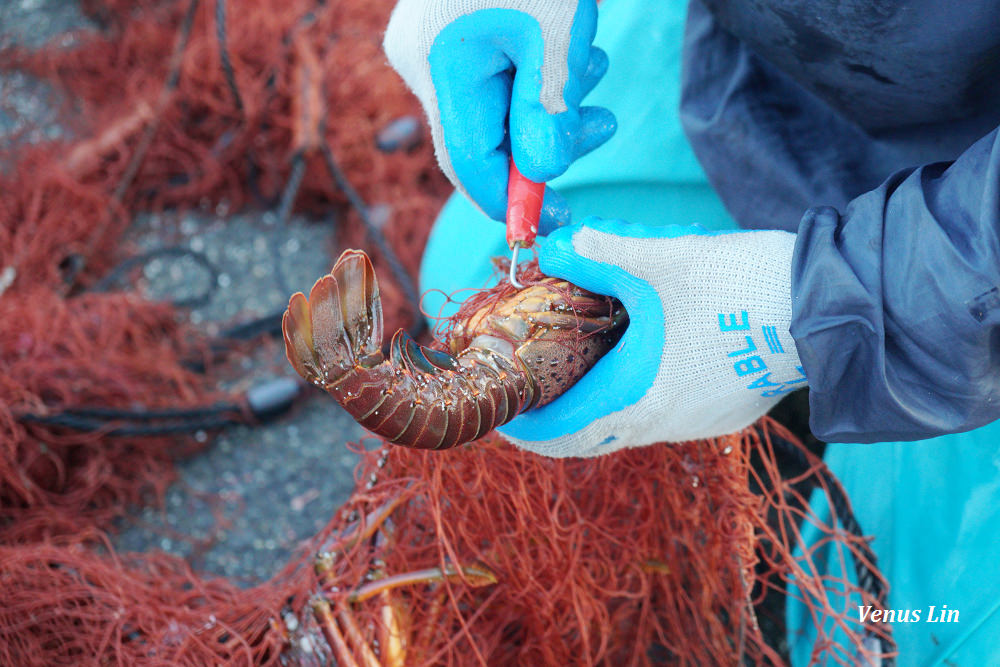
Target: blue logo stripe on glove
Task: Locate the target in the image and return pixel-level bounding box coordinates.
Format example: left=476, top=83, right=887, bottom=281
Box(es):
left=427, top=3, right=616, bottom=229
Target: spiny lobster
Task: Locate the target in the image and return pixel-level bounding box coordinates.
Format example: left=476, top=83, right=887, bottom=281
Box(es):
left=282, top=250, right=627, bottom=450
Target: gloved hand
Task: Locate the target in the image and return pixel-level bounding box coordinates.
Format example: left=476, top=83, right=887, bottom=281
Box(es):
left=383, top=0, right=617, bottom=232
left=499, top=217, right=806, bottom=457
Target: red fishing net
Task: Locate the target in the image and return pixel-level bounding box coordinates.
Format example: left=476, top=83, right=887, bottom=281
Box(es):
left=1, top=426, right=891, bottom=666
left=0, top=1, right=892, bottom=665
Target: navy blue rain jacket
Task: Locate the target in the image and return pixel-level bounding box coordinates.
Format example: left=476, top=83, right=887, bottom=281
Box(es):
left=680, top=0, right=1000, bottom=443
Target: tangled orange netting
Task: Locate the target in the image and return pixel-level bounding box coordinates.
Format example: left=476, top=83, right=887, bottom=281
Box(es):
left=0, top=1, right=892, bottom=665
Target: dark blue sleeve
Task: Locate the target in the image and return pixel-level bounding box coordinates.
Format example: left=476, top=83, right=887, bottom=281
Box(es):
left=790, top=128, right=1000, bottom=443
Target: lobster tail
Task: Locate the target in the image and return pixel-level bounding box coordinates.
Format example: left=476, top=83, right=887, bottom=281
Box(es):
left=282, top=250, right=384, bottom=387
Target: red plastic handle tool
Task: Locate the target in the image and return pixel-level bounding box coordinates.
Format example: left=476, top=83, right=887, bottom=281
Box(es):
left=505, top=159, right=545, bottom=251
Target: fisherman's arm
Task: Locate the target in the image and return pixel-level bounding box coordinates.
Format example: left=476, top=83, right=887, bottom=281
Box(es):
left=792, top=127, right=1000, bottom=443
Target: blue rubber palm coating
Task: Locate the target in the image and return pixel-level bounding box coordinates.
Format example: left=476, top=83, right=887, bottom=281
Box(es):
left=428, top=2, right=617, bottom=230
left=499, top=218, right=731, bottom=442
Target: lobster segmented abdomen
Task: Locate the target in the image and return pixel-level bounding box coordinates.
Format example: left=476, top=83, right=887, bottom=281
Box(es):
left=282, top=250, right=538, bottom=450
left=339, top=338, right=534, bottom=450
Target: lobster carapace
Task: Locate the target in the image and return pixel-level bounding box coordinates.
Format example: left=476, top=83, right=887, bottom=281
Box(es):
left=282, top=250, right=627, bottom=450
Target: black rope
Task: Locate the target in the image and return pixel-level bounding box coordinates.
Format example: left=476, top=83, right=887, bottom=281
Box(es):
left=180, top=308, right=284, bottom=372
left=217, top=308, right=285, bottom=341
left=770, top=432, right=896, bottom=663
left=54, top=403, right=234, bottom=421
left=174, top=309, right=284, bottom=375
left=271, top=152, right=308, bottom=296
left=19, top=412, right=241, bottom=437
left=19, top=401, right=244, bottom=436
left=17, top=378, right=301, bottom=436
left=278, top=154, right=308, bottom=227
left=319, top=141, right=426, bottom=339
left=215, top=0, right=244, bottom=114
left=87, top=245, right=219, bottom=308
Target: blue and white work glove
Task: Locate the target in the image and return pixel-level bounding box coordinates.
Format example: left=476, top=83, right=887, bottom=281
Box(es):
left=500, top=218, right=807, bottom=457
left=383, top=0, right=617, bottom=230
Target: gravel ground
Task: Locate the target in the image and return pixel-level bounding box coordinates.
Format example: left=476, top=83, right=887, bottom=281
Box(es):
left=0, top=0, right=91, bottom=146
left=2, top=1, right=370, bottom=585
left=0, top=0, right=93, bottom=49
left=113, top=209, right=371, bottom=584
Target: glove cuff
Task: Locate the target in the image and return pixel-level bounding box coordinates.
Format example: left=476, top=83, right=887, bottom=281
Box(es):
left=385, top=0, right=580, bottom=112
left=627, top=229, right=803, bottom=443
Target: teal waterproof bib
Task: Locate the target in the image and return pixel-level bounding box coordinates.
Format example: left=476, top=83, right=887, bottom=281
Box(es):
left=788, top=430, right=1000, bottom=666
